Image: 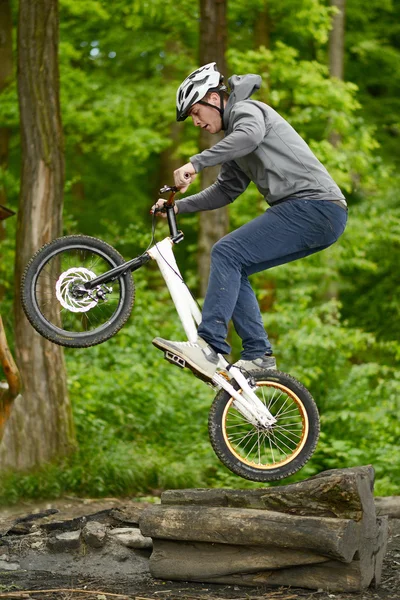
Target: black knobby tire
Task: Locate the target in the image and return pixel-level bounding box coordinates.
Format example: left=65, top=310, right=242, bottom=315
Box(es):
left=21, top=235, right=135, bottom=348
left=208, top=369, right=320, bottom=482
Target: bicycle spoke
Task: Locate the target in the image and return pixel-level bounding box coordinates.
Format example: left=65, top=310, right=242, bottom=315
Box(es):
left=35, top=247, right=124, bottom=334
left=222, top=375, right=312, bottom=471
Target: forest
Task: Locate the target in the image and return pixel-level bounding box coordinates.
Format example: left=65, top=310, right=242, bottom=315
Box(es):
left=0, top=0, right=399, bottom=503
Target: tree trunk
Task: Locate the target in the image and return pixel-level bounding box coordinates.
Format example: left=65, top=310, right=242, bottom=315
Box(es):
left=0, top=0, right=76, bottom=470
left=254, top=1, right=271, bottom=51
left=329, top=0, right=346, bottom=80
left=0, top=0, right=13, bottom=247
left=156, top=40, right=183, bottom=197
left=198, top=0, right=228, bottom=296
left=326, top=1, right=346, bottom=300
left=328, top=0, right=345, bottom=149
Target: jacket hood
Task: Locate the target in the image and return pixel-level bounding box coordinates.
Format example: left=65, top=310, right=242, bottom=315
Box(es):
left=223, top=74, right=262, bottom=127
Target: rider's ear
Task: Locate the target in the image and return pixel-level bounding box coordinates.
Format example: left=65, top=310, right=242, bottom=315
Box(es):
left=208, top=92, right=220, bottom=105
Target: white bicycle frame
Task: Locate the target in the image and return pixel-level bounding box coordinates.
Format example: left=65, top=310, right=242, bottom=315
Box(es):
left=147, top=237, right=276, bottom=428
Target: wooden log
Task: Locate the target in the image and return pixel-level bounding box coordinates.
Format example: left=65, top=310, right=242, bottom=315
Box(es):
left=310, top=465, right=375, bottom=489
left=161, top=466, right=375, bottom=521
left=139, top=505, right=359, bottom=562
left=149, top=516, right=388, bottom=592
left=193, top=561, right=371, bottom=592
left=375, top=496, right=400, bottom=519
left=371, top=516, right=389, bottom=586
left=176, top=517, right=388, bottom=592
left=149, top=539, right=330, bottom=580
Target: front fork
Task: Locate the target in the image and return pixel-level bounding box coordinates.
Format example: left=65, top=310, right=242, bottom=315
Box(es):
left=212, top=361, right=277, bottom=428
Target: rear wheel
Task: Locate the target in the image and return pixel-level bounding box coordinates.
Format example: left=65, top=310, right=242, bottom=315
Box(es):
left=21, top=235, right=135, bottom=348
left=208, top=369, right=320, bottom=482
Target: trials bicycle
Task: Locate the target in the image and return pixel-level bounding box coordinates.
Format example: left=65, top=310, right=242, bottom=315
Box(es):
left=21, top=185, right=320, bottom=482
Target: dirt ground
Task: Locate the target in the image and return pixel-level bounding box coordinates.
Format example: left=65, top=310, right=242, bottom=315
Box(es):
left=0, top=497, right=399, bottom=600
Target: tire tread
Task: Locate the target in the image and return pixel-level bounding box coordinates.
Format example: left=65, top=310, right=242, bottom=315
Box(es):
left=21, top=235, right=135, bottom=348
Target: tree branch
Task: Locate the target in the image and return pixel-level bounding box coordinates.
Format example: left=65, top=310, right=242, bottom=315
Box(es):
left=0, top=314, right=22, bottom=440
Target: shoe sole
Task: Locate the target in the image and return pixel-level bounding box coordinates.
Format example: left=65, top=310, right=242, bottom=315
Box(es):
left=152, top=339, right=214, bottom=383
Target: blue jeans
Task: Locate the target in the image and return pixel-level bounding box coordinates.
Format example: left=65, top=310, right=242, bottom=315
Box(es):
left=197, top=198, right=348, bottom=359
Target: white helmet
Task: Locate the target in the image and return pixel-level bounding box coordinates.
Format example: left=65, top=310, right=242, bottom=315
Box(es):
left=176, top=62, right=226, bottom=122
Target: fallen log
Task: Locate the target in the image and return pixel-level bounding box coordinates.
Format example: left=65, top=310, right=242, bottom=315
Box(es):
left=370, top=516, right=389, bottom=586
left=375, top=496, right=400, bottom=519
left=150, top=539, right=329, bottom=579
left=161, top=465, right=375, bottom=521
left=193, top=561, right=369, bottom=592
left=183, top=517, right=388, bottom=592
left=140, top=505, right=359, bottom=562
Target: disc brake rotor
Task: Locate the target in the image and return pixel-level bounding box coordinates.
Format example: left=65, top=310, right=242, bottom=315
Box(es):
left=55, top=267, right=98, bottom=313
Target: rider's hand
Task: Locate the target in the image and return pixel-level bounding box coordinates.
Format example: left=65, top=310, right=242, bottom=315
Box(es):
left=150, top=199, right=178, bottom=218
left=174, top=162, right=197, bottom=193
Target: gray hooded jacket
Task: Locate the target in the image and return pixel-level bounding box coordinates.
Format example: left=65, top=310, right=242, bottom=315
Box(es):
left=176, top=74, right=347, bottom=214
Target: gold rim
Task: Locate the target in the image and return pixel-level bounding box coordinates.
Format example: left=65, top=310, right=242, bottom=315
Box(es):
left=222, top=381, right=309, bottom=470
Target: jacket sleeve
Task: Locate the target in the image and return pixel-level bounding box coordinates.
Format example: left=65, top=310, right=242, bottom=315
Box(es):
left=190, top=101, right=267, bottom=172
left=176, top=160, right=251, bottom=214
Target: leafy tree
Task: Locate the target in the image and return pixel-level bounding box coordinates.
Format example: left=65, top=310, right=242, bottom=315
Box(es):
left=0, top=0, right=399, bottom=499
left=1, top=0, right=76, bottom=471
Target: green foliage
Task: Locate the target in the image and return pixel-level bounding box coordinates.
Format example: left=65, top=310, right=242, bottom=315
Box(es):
left=345, top=0, right=400, bottom=163
left=1, top=0, right=400, bottom=503
left=338, top=182, right=400, bottom=342
left=228, top=43, right=387, bottom=193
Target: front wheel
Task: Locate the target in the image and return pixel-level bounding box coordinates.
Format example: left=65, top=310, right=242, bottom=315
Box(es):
left=208, top=369, right=320, bottom=482
left=21, top=235, right=135, bottom=348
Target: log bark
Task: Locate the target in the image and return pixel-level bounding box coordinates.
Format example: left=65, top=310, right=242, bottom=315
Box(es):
left=140, top=505, right=359, bottom=562
left=371, top=516, right=389, bottom=586
left=197, top=561, right=369, bottom=592
left=161, top=465, right=376, bottom=521
left=199, top=517, right=388, bottom=592
left=375, top=496, right=400, bottom=519
left=150, top=539, right=329, bottom=580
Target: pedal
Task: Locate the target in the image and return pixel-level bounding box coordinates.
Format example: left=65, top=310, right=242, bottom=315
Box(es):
left=164, top=351, right=186, bottom=369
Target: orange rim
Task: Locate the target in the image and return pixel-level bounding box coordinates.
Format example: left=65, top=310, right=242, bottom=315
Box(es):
left=222, top=381, right=309, bottom=470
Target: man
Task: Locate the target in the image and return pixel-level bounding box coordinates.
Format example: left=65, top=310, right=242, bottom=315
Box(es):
left=152, top=62, right=348, bottom=381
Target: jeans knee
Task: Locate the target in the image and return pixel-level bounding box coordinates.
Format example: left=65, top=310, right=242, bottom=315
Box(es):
left=211, top=238, right=230, bottom=260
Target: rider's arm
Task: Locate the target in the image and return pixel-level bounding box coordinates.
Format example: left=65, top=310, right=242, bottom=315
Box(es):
left=176, top=161, right=251, bottom=214
left=189, top=101, right=268, bottom=172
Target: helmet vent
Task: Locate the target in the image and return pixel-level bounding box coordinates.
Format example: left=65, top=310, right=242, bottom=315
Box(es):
left=185, top=83, right=194, bottom=98
left=176, top=62, right=223, bottom=121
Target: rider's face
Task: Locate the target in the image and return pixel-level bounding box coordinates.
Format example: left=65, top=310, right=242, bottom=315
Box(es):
left=189, top=93, right=223, bottom=134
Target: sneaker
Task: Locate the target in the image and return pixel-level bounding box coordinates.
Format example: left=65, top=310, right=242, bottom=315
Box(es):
left=234, top=353, right=277, bottom=372
left=152, top=336, right=220, bottom=382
